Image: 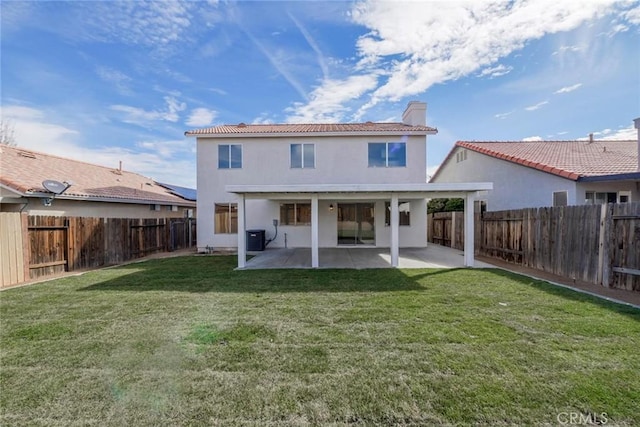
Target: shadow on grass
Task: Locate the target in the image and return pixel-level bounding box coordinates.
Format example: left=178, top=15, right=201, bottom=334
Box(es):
left=78, top=256, right=640, bottom=317
left=79, top=255, right=456, bottom=293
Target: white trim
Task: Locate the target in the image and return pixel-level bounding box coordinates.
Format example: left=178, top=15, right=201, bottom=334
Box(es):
left=290, top=143, right=316, bottom=169
left=237, top=195, right=246, bottom=268
left=311, top=195, right=319, bottom=268
left=226, top=182, right=493, bottom=194
left=390, top=194, right=399, bottom=267
left=367, top=142, right=407, bottom=168
left=464, top=193, right=475, bottom=267
left=218, top=143, right=243, bottom=169
left=188, top=130, right=437, bottom=139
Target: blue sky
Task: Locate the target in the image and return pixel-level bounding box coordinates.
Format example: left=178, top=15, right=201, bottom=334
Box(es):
left=1, top=0, right=639, bottom=188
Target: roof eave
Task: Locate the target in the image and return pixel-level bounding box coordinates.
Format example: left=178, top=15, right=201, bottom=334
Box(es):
left=18, top=193, right=196, bottom=207
left=578, top=172, right=640, bottom=182
left=186, top=130, right=437, bottom=138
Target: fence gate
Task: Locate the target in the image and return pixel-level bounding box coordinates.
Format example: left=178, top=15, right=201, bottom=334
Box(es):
left=608, top=203, right=640, bottom=291
left=430, top=213, right=452, bottom=246
left=28, top=216, right=69, bottom=280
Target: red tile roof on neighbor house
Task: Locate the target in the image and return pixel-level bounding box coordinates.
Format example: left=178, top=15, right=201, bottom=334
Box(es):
left=432, top=140, right=638, bottom=182
left=0, top=145, right=195, bottom=206
left=185, top=122, right=437, bottom=136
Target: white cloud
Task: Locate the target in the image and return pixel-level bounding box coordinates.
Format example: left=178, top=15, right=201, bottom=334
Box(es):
left=525, top=101, right=549, bottom=111
left=1, top=104, right=195, bottom=187
left=288, top=12, right=329, bottom=80
left=287, top=1, right=622, bottom=121
left=242, top=27, right=309, bottom=101
left=623, top=5, right=640, bottom=25
left=554, top=83, right=582, bottom=94
left=186, top=108, right=217, bottom=127
left=593, top=125, right=637, bottom=140
left=1, top=105, right=79, bottom=148
left=286, top=75, right=379, bottom=123
left=111, top=96, right=186, bottom=126
left=96, top=66, right=133, bottom=96
left=478, top=64, right=513, bottom=78
left=495, top=111, right=514, bottom=119
left=522, top=136, right=543, bottom=141
left=252, top=113, right=276, bottom=125
left=352, top=1, right=617, bottom=110
left=79, top=1, right=195, bottom=57
left=551, top=45, right=583, bottom=56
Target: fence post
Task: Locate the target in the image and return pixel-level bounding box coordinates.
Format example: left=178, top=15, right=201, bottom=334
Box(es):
left=21, top=213, right=30, bottom=281
left=450, top=211, right=456, bottom=249
left=597, top=203, right=612, bottom=287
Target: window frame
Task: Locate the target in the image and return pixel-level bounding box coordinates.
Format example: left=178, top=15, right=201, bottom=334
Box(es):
left=290, top=143, right=315, bottom=169
left=214, top=203, right=238, bottom=234
left=279, top=203, right=312, bottom=226
left=218, top=144, right=242, bottom=169
left=585, top=191, right=620, bottom=205
left=368, top=142, right=407, bottom=168
left=553, top=191, right=568, bottom=207
left=384, top=201, right=411, bottom=226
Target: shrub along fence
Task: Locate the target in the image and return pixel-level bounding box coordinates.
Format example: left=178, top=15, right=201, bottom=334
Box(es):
left=428, top=202, right=640, bottom=292
left=0, top=213, right=196, bottom=288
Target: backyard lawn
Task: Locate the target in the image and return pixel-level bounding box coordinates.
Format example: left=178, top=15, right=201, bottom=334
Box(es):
left=1, top=255, right=639, bottom=426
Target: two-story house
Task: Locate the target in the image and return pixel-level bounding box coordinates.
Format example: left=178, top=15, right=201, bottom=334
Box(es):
left=186, top=102, right=492, bottom=268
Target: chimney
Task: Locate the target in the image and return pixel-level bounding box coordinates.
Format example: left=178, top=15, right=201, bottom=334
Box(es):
left=402, top=101, right=427, bottom=126
left=588, top=133, right=594, bottom=144
left=634, top=118, right=640, bottom=172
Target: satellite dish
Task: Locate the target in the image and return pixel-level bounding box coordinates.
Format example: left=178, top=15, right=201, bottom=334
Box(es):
left=42, top=180, right=70, bottom=195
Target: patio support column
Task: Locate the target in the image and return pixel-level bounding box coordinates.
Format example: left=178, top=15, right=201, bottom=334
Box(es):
left=464, top=192, right=475, bottom=267
left=237, top=194, right=246, bottom=269
left=390, top=193, right=399, bottom=267
left=311, top=194, right=319, bottom=268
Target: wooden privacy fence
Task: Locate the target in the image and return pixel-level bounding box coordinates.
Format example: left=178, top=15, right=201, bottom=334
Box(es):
left=1, top=213, right=196, bottom=288
left=428, top=202, right=640, bottom=292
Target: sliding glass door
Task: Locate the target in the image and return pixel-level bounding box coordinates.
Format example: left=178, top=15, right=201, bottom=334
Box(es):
left=337, top=203, right=375, bottom=245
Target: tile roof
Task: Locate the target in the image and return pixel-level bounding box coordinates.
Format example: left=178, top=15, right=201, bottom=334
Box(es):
left=0, top=145, right=195, bottom=205
left=432, top=140, right=638, bottom=182
left=185, top=122, right=437, bottom=136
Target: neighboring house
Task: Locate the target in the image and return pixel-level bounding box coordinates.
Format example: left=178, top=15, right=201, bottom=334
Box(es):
left=430, top=137, right=640, bottom=212
left=0, top=145, right=196, bottom=218
left=186, top=101, right=492, bottom=268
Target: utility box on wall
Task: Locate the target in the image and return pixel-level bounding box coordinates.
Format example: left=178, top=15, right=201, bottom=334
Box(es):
left=246, top=229, right=266, bottom=251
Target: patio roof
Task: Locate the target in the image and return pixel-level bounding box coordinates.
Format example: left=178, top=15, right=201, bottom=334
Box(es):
left=227, top=182, right=492, bottom=270
left=225, top=182, right=493, bottom=198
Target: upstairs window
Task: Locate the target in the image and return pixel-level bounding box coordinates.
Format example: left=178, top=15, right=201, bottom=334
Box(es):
left=368, top=142, right=406, bottom=167
left=290, top=144, right=315, bottom=168
left=218, top=144, right=242, bottom=169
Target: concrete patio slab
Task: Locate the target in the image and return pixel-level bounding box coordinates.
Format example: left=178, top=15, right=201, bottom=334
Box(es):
left=244, top=245, right=493, bottom=269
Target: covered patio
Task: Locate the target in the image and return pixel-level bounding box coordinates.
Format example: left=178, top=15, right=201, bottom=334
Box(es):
left=227, top=183, right=493, bottom=269
left=244, top=245, right=494, bottom=269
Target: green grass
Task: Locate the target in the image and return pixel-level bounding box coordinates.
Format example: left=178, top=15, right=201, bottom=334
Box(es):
left=1, top=256, right=639, bottom=426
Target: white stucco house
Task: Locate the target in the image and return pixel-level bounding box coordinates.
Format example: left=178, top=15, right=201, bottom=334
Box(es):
left=430, top=128, right=640, bottom=212
left=186, top=101, right=492, bottom=268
